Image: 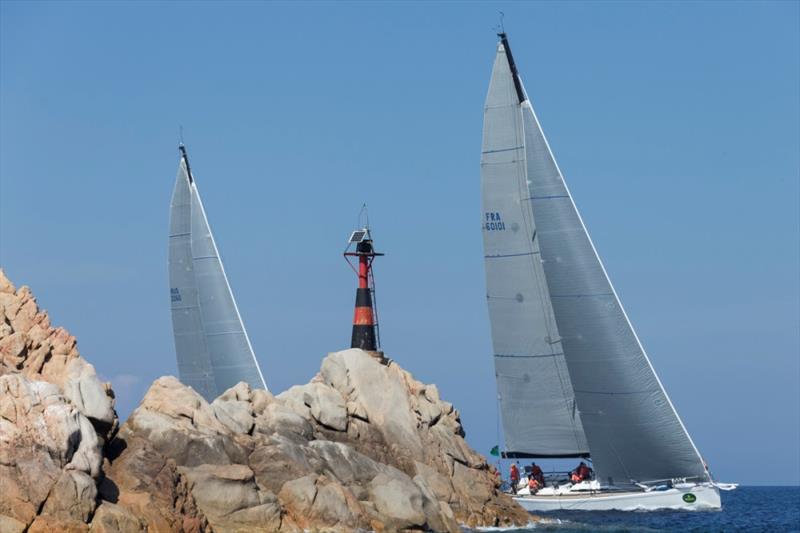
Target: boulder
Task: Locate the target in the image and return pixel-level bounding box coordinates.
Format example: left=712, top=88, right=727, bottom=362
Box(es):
left=63, top=358, right=116, bottom=434
left=255, top=400, right=314, bottom=441
left=100, top=438, right=206, bottom=532
left=89, top=502, right=144, bottom=533
left=368, top=471, right=427, bottom=530
left=180, top=464, right=281, bottom=532
left=39, top=470, right=98, bottom=523
left=211, top=383, right=256, bottom=435
left=0, top=373, right=102, bottom=527
left=303, top=381, right=348, bottom=431
left=0, top=332, right=27, bottom=368
left=0, top=271, right=118, bottom=531
left=321, top=349, right=425, bottom=468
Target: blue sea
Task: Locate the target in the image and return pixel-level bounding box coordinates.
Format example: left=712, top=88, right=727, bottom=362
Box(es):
left=476, top=487, right=800, bottom=532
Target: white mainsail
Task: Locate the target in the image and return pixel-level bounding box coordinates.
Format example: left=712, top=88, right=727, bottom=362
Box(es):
left=169, top=146, right=267, bottom=401
left=482, top=37, right=589, bottom=458
left=482, top=34, right=709, bottom=487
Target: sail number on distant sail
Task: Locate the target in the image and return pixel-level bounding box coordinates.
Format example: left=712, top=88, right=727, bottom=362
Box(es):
left=484, top=212, right=506, bottom=231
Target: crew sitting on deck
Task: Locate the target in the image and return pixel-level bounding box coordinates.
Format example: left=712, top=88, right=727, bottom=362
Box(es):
left=529, top=462, right=545, bottom=487
left=570, top=461, right=593, bottom=483
left=528, top=475, right=542, bottom=494
left=509, top=462, right=520, bottom=494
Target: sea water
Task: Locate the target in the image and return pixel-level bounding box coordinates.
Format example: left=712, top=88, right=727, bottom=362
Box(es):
left=471, top=486, right=799, bottom=532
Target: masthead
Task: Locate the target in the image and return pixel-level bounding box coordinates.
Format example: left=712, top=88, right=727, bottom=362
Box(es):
left=178, top=144, right=194, bottom=183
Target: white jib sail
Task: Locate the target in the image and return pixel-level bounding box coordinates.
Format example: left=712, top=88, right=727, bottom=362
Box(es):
left=169, top=151, right=268, bottom=401
left=482, top=40, right=589, bottom=458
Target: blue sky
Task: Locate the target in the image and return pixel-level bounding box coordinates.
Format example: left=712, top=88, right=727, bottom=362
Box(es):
left=1, top=1, right=798, bottom=485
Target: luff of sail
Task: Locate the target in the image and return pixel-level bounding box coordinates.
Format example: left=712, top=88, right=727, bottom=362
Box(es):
left=482, top=37, right=589, bottom=458
left=488, top=33, right=709, bottom=487
left=169, top=146, right=268, bottom=401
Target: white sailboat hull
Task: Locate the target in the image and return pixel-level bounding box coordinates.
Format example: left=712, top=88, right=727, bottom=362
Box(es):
left=514, top=483, right=721, bottom=512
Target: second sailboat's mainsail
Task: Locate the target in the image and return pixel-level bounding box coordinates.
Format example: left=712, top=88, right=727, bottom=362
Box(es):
left=483, top=34, right=709, bottom=486
left=169, top=146, right=267, bottom=401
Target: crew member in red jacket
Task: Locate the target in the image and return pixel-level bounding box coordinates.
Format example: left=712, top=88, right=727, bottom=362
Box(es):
left=530, top=462, right=545, bottom=487
left=570, top=461, right=593, bottom=483
left=509, top=462, right=520, bottom=494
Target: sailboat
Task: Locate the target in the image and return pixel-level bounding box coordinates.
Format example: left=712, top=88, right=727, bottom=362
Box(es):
left=481, top=33, right=731, bottom=511
left=168, top=145, right=268, bottom=401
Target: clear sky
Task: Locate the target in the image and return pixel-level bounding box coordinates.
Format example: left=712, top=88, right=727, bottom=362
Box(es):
left=1, top=1, right=798, bottom=485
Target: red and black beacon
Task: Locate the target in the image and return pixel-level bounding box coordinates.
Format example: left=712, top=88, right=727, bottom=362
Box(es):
left=344, top=226, right=384, bottom=361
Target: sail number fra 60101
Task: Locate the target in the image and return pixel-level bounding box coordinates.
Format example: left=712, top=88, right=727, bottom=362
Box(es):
left=484, top=212, right=506, bottom=231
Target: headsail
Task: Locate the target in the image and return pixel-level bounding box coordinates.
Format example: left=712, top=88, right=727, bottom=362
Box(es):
left=169, top=146, right=268, bottom=401
left=482, top=38, right=589, bottom=458
left=486, top=33, right=709, bottom=486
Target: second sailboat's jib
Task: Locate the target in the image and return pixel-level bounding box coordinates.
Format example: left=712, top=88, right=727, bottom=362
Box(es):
left=169, top=154, right=267, bottom=401
left=482, top=40, right=589, bottom=457
left=483, top=35, right=709, bottom=486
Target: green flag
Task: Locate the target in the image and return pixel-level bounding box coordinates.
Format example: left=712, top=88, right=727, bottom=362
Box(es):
left=490, top=445, right=499, bottom=457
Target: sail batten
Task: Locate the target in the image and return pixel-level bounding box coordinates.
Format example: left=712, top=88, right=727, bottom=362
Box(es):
left=169, top=150, right=268, bottom=401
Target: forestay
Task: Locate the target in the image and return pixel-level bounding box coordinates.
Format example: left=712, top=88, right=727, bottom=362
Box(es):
left=169, top=150, right=267, bottom=401
left=481, top=40, right=589, bottom=458
left=503, top=36, right=709, bottom=485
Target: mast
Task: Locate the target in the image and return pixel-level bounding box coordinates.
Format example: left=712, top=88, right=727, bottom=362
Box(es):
left=497, top=33, right=526, bottom=104
left=179, top=144, right=193, bottom=183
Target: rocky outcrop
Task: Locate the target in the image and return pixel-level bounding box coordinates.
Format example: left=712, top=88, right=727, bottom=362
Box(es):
left=0, top=270, right=529, bottom=531
left=0, top=270, right=119, bottom=532
left=103, top=351, right=528, bottom=531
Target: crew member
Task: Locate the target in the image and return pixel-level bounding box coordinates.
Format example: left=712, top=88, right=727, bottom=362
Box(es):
left=528, top=475, right=541, bottom=494
left=530, top=462, right=545, bottom=487
left=570, top=461, right=593, bottom=483
left=509, top=462, right=520, bottom=494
